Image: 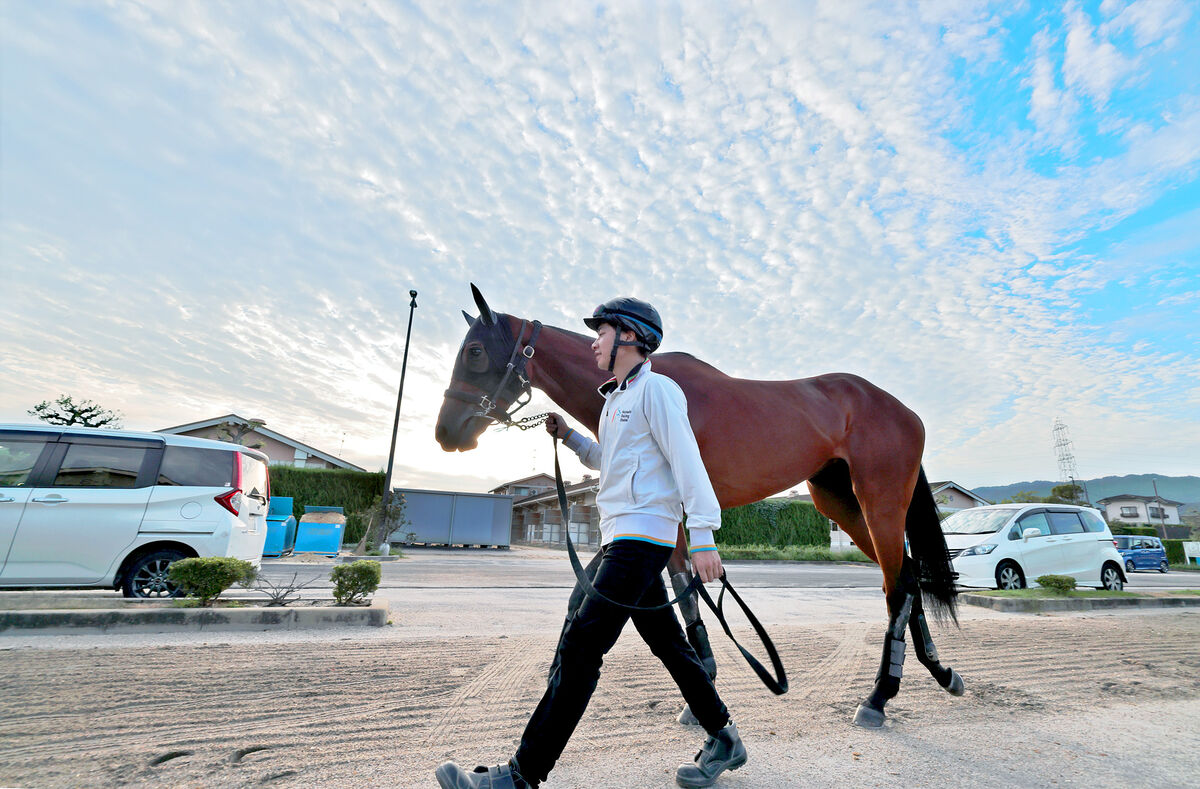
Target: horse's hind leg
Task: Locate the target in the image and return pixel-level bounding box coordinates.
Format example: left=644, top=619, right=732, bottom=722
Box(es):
left=806, top=460, right=877, bottom=564
left=907, top=560, right=964, bottom=696
left=853, top=555, right=918, bottom=728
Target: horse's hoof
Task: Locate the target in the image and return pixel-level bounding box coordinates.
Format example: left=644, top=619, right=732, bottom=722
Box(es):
left=677, top=704, right=702, bottom=726
left=853, top=703, right=885, bottom=728
left=945, top=669, right=964, bottom=696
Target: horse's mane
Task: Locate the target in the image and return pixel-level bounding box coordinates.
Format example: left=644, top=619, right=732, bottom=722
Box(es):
left=539, top=320, right=725, bottom=377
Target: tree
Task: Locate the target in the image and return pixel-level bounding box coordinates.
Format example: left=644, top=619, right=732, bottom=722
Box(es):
left=216, top=418, right=266, bottom=449
left=353, top=493, right=411, bottom=554
left=1001, top=490, right=1042, bottom=504
left=1048, top=483, right=1084, bottom=504
left=28, top=395, right=123, bottom=428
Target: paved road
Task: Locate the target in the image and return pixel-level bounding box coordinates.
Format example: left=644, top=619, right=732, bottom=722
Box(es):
left=262, top=544, right=1198, bottom=591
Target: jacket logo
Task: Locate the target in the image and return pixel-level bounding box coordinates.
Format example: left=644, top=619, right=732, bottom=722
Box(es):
left=617, top=408, right=632, bottom=423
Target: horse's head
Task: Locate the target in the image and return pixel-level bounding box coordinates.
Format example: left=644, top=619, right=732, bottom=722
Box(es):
left=435, top=284, right=530, bottom=452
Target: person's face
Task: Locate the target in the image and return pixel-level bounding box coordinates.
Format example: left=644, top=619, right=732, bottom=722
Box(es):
left=591, top=323, right=635, bottom=369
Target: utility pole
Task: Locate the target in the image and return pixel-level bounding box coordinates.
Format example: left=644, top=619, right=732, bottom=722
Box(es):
left=383, top=290, right=419, bottom=512
left=1152, top=478, right=1167, bottom=538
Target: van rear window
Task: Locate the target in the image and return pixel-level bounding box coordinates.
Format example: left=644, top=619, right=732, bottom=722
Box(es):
left=239, top=453, right=270, bottom=501
left=157, top=447, right=235, bottom=487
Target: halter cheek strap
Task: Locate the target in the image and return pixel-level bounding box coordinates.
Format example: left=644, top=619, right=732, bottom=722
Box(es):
left=445, top=319, right=542, bottom=425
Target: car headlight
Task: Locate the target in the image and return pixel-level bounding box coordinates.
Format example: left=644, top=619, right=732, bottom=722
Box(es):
left=960, top=544, right=997, bottom=556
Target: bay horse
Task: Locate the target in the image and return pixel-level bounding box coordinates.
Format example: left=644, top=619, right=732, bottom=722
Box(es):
left=436, top=285, right=964, bottom=728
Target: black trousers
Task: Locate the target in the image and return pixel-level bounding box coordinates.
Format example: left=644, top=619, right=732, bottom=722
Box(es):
left=513, top=540, right=730, bottom=784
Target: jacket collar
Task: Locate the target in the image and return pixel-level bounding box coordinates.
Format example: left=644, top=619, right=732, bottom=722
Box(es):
left=598, top=359, right=649, bottom=396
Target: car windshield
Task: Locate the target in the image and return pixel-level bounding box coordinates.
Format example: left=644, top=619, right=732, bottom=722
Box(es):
left=941, top=508, right=1016, bottom=535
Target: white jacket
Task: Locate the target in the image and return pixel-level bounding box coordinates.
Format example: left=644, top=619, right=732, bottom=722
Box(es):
left=563, top=359, right=720, bottom=553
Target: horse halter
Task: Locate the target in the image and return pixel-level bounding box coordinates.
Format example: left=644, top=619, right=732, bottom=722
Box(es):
left=443, top=319, right=543, bottom=428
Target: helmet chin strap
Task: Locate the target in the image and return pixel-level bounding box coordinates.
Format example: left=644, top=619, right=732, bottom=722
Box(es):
left=607, top=330, right=646, bottom=375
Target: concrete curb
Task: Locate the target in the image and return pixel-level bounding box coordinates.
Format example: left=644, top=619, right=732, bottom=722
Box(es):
left=0, top=599, right=389, bottom=634
left=960, top=593, right=1200, bottom=613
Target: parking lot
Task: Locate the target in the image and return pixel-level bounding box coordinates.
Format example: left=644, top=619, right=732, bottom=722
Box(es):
left=1, top=547, right=1198, bottom=788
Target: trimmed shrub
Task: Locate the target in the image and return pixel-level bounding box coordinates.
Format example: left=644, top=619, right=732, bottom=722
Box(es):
left=1164, top=539, right=1187, bottom=565
left=269, top=466, right=385, bottom=544
left=330, top=560, right=382, bottom=605
left=715, top=499, right=830, bottom=547
left=717, top=543, right=873, bottom=562
left=1110, top=525, right=1158, bottom=536
left=1035, top=574, right=1077, bottom=593
left=168, top=557, right=257, bottom=606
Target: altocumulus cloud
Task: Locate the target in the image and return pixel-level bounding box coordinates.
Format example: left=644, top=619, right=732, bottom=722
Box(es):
left=1, top=0, right=1197, bottom=491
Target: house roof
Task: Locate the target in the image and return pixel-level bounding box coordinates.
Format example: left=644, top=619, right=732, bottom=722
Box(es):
left=490, top=473, right=557, bottom=494
left=1096, top=494, right=1183, bottom=506
left=929, top=480, right=991, bottom=506
left=156, top=414, right=365, bottom=472
left=513, top=479, right=599, bottom=507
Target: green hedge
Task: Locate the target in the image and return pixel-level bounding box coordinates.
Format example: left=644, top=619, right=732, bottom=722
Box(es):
left=269, top=466, right=385, bottom=544
left=1111, top=525, right=1158, bottom=536
left=715, top=499, right=830, bottom=548
left=1164, top=539, right=1187, bottom=565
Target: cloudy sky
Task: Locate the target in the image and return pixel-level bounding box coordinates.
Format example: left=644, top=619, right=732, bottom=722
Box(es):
left=2, top=0, right=1198, bottom=495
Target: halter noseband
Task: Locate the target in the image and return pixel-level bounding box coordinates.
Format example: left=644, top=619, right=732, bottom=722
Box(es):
left=444, top=319, right=542, bottom=427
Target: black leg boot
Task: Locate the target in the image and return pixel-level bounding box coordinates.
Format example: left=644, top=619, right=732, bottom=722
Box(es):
left=675, top=721, right=747, bottom=787
left=435, top=758, right=532, bottom=789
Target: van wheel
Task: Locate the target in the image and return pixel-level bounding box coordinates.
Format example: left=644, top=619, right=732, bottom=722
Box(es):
left=1125, top=560, right=1136, bottom=574
left=1100, top=563, right=1124, bottom=591
left=1159, top=560, right=1169, bottom=574
left=995, top=561, right=1025, bottom=590
left=123, top=550, right=186, bottom=598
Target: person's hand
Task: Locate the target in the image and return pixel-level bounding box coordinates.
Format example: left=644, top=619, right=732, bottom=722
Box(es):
left=545, top=412, right=570, bottom=439
left=691, top=550, right=724, bottom=584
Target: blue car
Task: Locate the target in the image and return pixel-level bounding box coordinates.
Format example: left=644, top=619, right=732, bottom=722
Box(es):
left=1114, top=535, right=1169, bottom=574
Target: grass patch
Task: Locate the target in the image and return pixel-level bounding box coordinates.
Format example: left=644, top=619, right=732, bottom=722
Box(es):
left=977, top=589, right=1142, bottom=599
left=171, top=599, right=249, bottom=608
left=1168, top=563, right=1200, bottom=572
left=718, top=544, right=872, bottom=562
left=1167, top=589, right=1200, bottom=596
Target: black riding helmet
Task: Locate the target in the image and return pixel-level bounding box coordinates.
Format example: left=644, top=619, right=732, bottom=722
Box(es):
left=584, top=297, right=663, bottom=372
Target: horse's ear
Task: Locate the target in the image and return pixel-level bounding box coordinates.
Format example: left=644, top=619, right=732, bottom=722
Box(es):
left=471, top=283, right=496, bottom=326
left=462, top=310, right=475, bottom=326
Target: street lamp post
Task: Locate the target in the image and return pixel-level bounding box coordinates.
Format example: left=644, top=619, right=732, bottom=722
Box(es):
left=383, top=290, right=418, bottom=514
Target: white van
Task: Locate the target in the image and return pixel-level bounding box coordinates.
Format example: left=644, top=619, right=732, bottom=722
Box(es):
left=942, top=503, right=1126, bottom=591
left=0, top=424, right=269, bottom=597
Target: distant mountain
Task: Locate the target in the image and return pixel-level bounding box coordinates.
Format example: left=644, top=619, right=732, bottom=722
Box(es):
left=973, top=475, right=1200, bottom=506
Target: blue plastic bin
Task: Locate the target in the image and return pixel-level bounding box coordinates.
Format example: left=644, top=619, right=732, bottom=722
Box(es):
left=262, top=496, right=298, bottom=557
left=294, top=505, right=345, bottom=557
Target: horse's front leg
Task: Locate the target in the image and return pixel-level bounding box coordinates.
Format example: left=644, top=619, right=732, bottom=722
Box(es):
left=668, top=522, right=716, bottom=726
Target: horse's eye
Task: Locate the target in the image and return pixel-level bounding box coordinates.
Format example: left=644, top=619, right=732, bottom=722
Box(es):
left=470, top=348, right=482, bottom=356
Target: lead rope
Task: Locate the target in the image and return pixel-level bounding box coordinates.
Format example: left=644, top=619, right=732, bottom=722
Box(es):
left=553, top=437, right=788, bottom=695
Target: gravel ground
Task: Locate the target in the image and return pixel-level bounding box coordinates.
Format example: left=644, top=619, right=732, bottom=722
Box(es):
left=1, top=600, right=1197, bottom=788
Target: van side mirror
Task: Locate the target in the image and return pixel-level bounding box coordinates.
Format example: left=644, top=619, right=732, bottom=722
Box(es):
left=1022, top=527, right=1041, bottom=541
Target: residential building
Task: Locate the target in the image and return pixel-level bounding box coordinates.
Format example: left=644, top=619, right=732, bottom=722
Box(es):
left=929, top=480, right=991, bottom=515
left=1096, top=494, right=1183, bottom=528
left=158, top=414, right=364, bottom=471
left=495, top=474, right=601, bottom=547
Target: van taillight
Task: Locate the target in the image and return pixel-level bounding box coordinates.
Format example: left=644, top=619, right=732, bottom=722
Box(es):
left=215, top=489, right=243, bottom=516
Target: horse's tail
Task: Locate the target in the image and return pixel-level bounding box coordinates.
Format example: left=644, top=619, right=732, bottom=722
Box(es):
left=905, top=466, right=958, bottom=625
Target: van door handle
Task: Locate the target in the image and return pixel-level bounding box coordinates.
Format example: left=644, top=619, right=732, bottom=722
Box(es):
left=0, top=496, right=15, bottom=503
left=32, top=495, right=69, bottom=504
